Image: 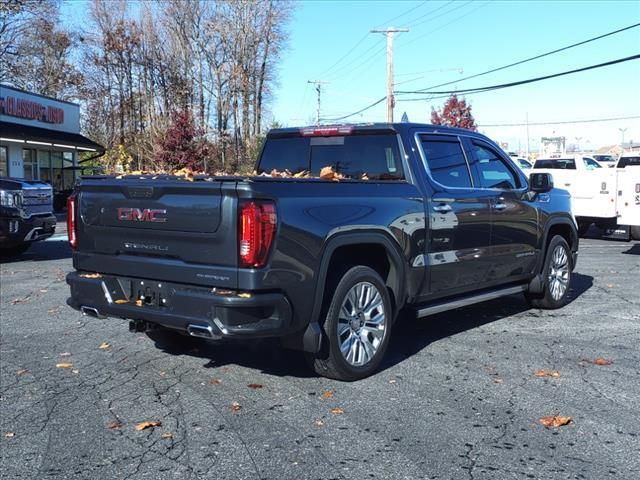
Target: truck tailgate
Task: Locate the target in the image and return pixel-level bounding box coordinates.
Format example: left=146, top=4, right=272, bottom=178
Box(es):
left=74, top=178, right=239, bottom=287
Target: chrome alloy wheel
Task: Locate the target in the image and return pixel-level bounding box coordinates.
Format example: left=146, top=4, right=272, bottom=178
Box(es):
left=337, top=281, right=386, bottom=367
left=548, top=245, right=570, bottom=301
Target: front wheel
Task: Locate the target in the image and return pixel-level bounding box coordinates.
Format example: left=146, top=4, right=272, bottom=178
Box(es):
left=308, top=266, right=392, bottom=381
left=526, top=235, right=572, bottom=309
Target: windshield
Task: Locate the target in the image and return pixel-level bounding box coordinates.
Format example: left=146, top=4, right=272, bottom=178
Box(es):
left=534, top=159, right=576, bottom=169
left=617, top=156, right=640, bottom=168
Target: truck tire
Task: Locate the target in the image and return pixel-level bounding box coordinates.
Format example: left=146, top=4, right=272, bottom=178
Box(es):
left=525, top=235, right=573, bottom=310
left=631, top=226, right=640, bottom=241
left=308, top=266, right=392, bottom=381
left=577, top=221, right=590, bottom=237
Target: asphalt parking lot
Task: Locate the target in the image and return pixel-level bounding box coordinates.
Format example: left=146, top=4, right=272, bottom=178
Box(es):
left=1, top=236, right=639, bottom=480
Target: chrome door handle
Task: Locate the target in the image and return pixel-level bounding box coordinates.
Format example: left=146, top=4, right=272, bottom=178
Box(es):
left=433, top=204, right=452, bottom=213
left=494, top=203, right=507, bottom=211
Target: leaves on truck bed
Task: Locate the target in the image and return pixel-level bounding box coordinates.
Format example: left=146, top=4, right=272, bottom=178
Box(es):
left=80, top=273, right=102, bottom=279
left=115, top=299, right=129, bottom=304
left=539, top=415, right=572, bottom=428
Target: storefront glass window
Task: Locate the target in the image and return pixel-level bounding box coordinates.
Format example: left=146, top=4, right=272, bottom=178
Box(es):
left=0, top=146, right=7, bottom=177
left=38, top=150, right=51, bottom=183
left=22, top=149, right=37, bottom=180
left=51, top=151, right=63, bottom=191
left=63, top=151, right=75, bottom=190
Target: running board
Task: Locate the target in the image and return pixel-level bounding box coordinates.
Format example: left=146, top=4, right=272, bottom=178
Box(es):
left=416, top=285, right=527, bottom=318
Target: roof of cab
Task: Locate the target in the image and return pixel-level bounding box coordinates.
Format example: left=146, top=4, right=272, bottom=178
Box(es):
left=266, top=123, right=486, bottom=138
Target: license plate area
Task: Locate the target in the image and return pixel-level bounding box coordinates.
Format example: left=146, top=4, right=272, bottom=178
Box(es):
left=130, top=280, right=169, bottom=308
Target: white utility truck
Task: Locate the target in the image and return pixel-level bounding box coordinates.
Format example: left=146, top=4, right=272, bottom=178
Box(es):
left=533, top=155, right=640, bottom=240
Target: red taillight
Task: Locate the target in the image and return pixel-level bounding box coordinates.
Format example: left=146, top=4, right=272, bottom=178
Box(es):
left=299, top=125, right=353, bottom=136
left=239, top=200, right=277, bottom=268
left=67, top=194, right=77, bottom=249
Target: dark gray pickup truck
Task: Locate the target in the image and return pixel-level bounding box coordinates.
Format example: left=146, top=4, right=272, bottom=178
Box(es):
left=66, top=123, right=578, bottom=380
left=1, top=177, right=56, bottom=257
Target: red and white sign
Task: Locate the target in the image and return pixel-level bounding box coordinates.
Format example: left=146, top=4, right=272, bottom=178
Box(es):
left=0, top=96, right=64, bottom=124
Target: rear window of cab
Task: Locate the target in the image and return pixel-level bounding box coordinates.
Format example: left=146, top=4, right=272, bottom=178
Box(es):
left=258, top=134, right=404, bottom=180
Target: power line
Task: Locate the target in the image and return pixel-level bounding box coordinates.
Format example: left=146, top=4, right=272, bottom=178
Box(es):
left=315, top=1, right=432, bottom=78
left=320, top=96, right=387, bottom=122
left=396, top=53, right=640, bottom=96
left=412, top=21, right=640, bottom=93
left=398, top=1, right=491, bottom=49
left=405, top=0, right=471, bottom=29
left=478, top=115, right=640, bottom=127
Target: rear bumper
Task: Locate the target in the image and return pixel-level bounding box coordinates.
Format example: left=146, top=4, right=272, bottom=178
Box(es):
left=66, top=271, right=294, bottom=339
left=0, top=214, right=56, bottom=248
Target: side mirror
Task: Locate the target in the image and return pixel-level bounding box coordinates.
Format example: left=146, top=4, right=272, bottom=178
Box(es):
left=529, top=172, right=554, bottom=193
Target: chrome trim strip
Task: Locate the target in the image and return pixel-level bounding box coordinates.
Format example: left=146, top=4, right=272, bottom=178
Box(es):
left=416, top=285, right=527, bottom=318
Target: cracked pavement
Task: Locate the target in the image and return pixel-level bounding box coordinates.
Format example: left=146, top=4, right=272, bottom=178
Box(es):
left=1, top=238, right=639, bottom=479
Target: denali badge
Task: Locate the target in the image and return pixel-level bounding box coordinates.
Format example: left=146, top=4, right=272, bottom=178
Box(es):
left=117, top=207, right=167, bottom=223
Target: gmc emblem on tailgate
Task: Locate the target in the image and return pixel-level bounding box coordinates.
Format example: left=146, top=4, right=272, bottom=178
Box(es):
left=117, top=208, right=167, bottom=223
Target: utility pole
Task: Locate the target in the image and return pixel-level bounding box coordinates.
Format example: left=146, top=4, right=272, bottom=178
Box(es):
left=525, top=112, right=530, bottom=160
left=619, top=127, right=627, bottom=148
left=308, top=80, right=329, bottom=126
left=371, top=27, right=408, bottom=123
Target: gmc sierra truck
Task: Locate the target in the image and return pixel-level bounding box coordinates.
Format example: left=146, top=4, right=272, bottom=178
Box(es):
left=66, top=123, right=578, bottom=381
left=1, top=177, right=56, bottom=257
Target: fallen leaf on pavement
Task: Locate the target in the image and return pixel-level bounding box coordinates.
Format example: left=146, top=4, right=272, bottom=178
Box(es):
left=72, top=369, right=80, bottom=374
left=56, top=363, right=74, bottom=369
left=592, top=358, right=612, bottom=366
left=493, top=378, right=504, bottom=384
left=107, top=422, right=122, bottom=429
left=10, top=298, right=23, bottom=305
left=247, top=383, right=263, bottom=389
left=59, top=352, right=71, bottom=357
left=330, top=407, right=344, bottom=415
left=98, top=342, right=110, bottom=350
left=80, top=273, right=102, bottom=279
left=48, top=307, right=61, bottom=314
left=4, top=432, right=15, bottom=438
left=161, top=432, right=174, bottom=439
left=210, top=378, right=222, bottom=385
left=534, top=370, right=561, bottom=377
left=314, top=419, right=324, bottom=426
left=15, top=369, right=27, bottom=376
left=388, top=379, right=397, bottom=384
left=134, top=420, right=161, bottom=431
left=39, top=289, right=48, bottom=293
left=539, top=415, right=572, bottom=428
left=321, top=390, right=334, bottom=399
left=231, top=401, right=242, bottom=412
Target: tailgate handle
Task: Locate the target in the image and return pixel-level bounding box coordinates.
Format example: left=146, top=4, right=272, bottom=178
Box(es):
left=127, top=186, right=154, bottom=198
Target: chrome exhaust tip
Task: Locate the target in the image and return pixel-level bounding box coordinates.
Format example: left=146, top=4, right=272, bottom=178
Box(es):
left=187, top=324, right=214, bottom=339
left=80, top=306, right=104, bottom=318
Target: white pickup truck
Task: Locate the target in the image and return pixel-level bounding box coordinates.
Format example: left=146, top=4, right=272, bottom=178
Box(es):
left=533, top=155, right=640, bottom=240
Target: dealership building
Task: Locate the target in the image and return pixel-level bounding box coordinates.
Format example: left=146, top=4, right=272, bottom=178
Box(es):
left=0, top=84, right=104, bottom=193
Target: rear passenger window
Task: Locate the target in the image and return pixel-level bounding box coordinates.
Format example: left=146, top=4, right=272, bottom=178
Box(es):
left=471, top=142, right=521, bottom=190
left=419, top=137, right=472, bottom=188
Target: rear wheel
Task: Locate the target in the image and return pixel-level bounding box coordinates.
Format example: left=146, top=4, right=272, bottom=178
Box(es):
left=526, top=235, right=572, bottom=309
left=308, top=266, right=392, bottom=381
